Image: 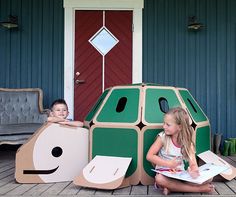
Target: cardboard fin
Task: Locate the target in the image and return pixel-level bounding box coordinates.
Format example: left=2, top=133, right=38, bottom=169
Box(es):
left=198, top=150, right=236, bottom=181
left=73, top=155, right=132, bottom=190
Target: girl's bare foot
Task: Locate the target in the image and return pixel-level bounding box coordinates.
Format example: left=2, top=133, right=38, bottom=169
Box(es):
left=163, top=187, right=170, bottom=195
left=202, top=183, right=215, bottom=194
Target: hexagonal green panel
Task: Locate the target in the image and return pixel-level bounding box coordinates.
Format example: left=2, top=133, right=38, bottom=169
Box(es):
left=144, top=88, right=181, bottom=123
left=96, top=88, right=140, bottom=123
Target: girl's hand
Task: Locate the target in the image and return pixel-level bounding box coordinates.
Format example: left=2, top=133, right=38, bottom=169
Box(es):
left=169, top=157, right=182, bottom=169
left=188, top=166, right=200, bottom=179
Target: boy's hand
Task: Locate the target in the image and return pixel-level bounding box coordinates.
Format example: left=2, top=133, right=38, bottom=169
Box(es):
left=48, top=117, right=68, bottom=123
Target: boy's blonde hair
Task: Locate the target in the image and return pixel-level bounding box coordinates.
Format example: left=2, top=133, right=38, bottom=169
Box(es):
left=164, top=107, right=195, bottom=161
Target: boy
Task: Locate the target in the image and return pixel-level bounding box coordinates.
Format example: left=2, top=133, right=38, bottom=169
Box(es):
left=48, top=99, right=83, bottom=127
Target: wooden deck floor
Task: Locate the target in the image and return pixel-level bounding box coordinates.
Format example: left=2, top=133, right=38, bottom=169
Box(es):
left=1, top=146, right=236, bottom=196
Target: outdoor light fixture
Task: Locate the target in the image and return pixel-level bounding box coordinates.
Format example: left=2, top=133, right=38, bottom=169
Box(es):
left=188, top=16, right=204, bottom=31
left=0, top=15, right=18, bottom=29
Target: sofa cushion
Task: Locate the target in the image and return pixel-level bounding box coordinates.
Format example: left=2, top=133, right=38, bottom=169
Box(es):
left=0, top=123, right=43, bottom=136
left=0, top=134, right=31, bottom=145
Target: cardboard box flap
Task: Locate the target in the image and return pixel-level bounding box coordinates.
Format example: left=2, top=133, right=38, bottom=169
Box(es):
left=73, top=155, right=132, bottom=190
left=198, top=150, right=236, bottom=180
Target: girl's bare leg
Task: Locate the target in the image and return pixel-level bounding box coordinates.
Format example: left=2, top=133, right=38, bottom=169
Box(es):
left=155, top=174, right=214, bottom=195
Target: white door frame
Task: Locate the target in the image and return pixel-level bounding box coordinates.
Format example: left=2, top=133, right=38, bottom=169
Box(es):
left=63, top=0, right=143, bottom=119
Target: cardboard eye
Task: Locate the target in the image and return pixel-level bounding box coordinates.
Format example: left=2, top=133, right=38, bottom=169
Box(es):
left=51, top=146, right=63, bottom=157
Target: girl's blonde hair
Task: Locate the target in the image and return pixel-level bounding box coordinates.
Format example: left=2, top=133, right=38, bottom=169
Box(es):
left=164, top=107, right=195, bottom=161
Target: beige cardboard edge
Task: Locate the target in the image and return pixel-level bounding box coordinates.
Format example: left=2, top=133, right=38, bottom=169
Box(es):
left=15, top=123, right=51, bottom=183
left=73, top=172, right=124, bottom=190
left=198, top=150, right=236, bottom=181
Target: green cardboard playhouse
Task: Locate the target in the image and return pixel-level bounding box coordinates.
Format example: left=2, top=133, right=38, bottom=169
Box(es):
left=74, top=83, right=211, bottom=188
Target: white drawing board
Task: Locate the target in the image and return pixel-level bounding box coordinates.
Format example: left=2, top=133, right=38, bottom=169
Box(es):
left=152, top=163, right=229, bottom=184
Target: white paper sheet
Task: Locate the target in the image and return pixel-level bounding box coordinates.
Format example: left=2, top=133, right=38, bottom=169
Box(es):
left=152, top=163, right=229, bottom=184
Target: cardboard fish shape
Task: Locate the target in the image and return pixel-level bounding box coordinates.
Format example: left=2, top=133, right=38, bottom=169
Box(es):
left=15, top=123, right=89, bottom=183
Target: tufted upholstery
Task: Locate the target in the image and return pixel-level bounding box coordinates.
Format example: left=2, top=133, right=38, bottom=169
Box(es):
left=0, top=88, right=48, bottom=145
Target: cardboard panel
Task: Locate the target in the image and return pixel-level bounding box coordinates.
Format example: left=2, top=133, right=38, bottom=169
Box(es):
left=15, top=123, right=89, bottom=183
left=195, top=125, right=211, bottom=155
left=74, top=155, right=132, bottom=189
left=198, top=150, right=236, bottom=180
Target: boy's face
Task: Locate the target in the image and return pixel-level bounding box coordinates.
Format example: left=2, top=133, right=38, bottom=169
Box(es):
left=51, top=104, right=69, bottom=119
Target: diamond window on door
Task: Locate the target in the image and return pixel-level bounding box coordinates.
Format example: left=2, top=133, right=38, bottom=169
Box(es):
left=89, top=27, right=119, bottom=56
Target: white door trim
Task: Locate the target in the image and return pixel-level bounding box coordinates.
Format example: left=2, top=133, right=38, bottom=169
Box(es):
left=63, top=0, right=143, bottom=119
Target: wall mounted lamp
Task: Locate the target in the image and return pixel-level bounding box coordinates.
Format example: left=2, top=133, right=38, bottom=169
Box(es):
left=188, top=16, right=204, bottom=31
left=0, top=15, right=18, bottom=29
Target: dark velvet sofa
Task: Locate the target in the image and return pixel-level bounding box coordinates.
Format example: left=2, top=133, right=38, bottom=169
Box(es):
left=0, top=88, right=48, bottom=145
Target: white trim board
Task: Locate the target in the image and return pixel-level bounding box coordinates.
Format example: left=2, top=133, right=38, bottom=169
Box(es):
left=63, top=0, right=143, bottom=119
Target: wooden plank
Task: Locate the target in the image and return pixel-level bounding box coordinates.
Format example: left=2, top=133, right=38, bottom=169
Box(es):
left=95, top=189, right=113, bottom=195
left=0, top=168, right=14, bottom=179
left=225, top=179, right=236, bottom=193
left=59, top=182, right=81, bottom=195
left=113, top=186, right=131, bottom=195
left=40, top=181, right=71, bottom=195
left=23, top=183, right=53, bottom=195
left=0, top=174, right=15, bottom=187
left=0, top=180, right=20, bottom=195
left=77, top=187, right=96, bottom=195
left=228, top=155, right=236, bottom=162
left=220, top=155, right=236, bottom=166
left=0, top=163, right=14, bottom=173
left=130, top=185, right=147, bottom=195
left=6, top=183, right=36, bottom=195
left=214, top=181, right=235, bottom=195
left=0, top=161, right=13, bottom=168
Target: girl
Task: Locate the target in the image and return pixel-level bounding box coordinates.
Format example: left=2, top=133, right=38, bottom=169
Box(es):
left=146, top=107, right=214, bottom=195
